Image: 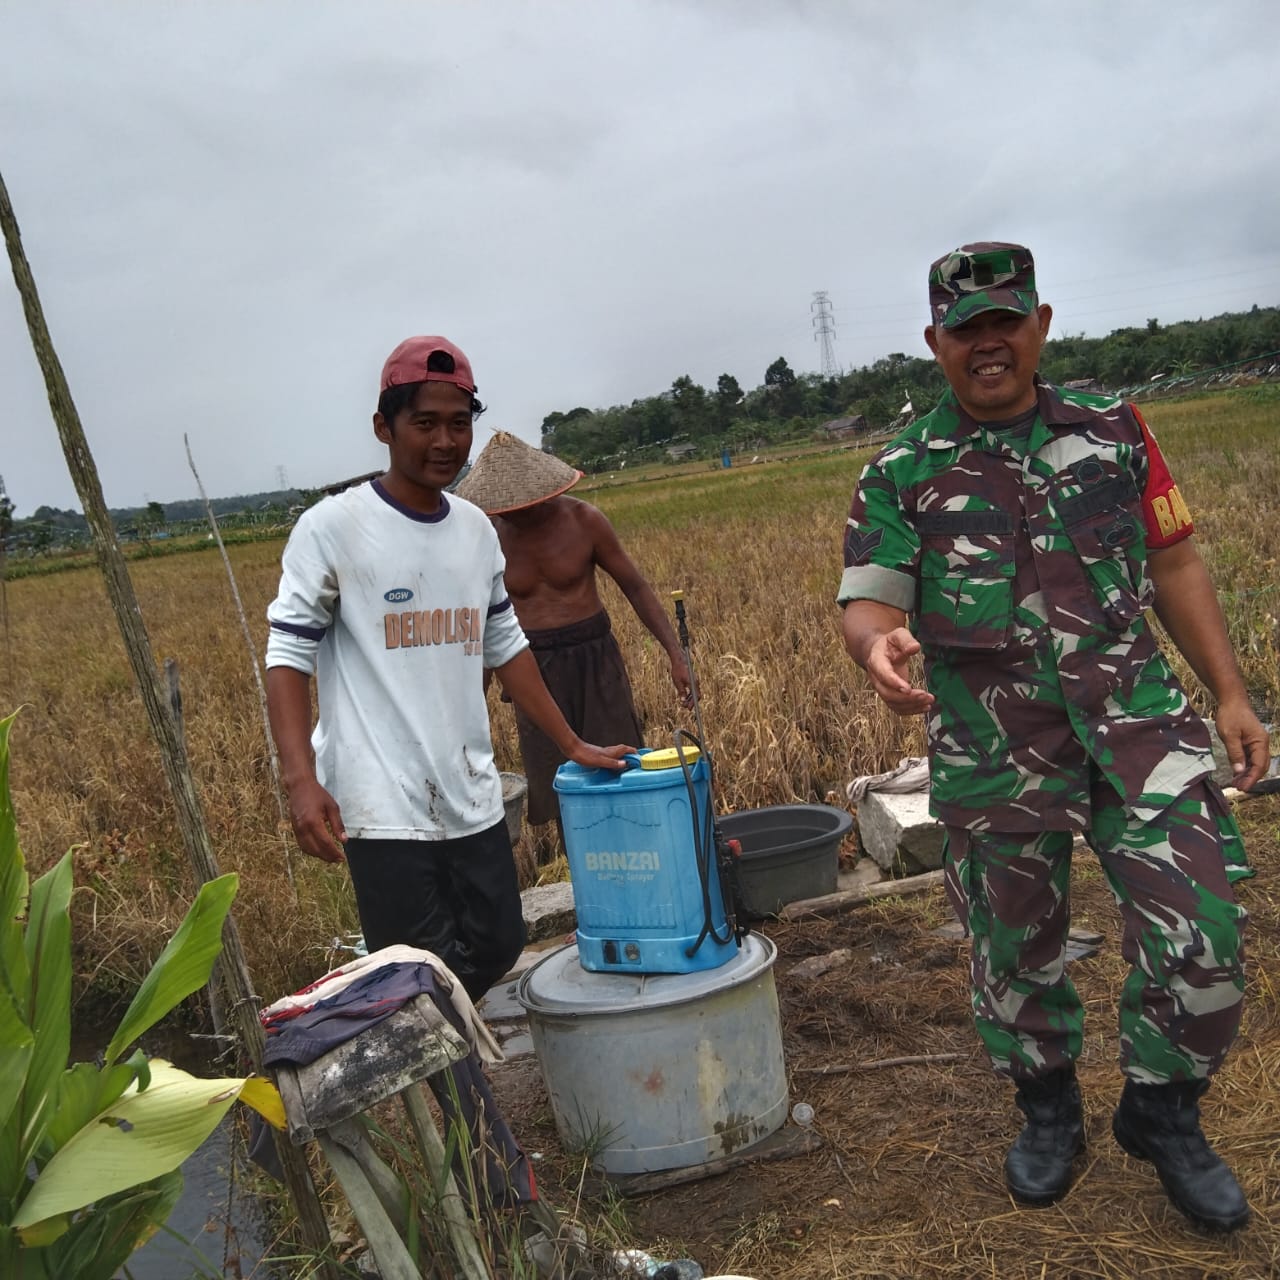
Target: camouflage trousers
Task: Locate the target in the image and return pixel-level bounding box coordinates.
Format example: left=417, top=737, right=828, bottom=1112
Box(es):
left=943, top=777, right=1247, bottom=1085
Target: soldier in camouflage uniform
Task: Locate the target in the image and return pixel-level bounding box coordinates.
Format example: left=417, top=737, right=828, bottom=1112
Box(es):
left=838, top=243, right=1270, bottom=1231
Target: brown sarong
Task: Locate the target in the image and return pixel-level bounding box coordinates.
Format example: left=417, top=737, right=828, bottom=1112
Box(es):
left=512, top=611, right=643, bottom=827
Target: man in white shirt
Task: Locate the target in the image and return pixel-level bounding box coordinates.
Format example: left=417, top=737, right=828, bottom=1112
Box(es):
left=266, top=335, right=631, bottom=1000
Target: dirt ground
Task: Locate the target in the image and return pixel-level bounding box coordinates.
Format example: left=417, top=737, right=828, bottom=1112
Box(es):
left=489, top=795, right=1280, bottom=1280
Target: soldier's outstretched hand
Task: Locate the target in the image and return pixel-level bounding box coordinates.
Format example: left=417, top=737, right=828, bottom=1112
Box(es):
left=866, top=627, right=935, bottom=717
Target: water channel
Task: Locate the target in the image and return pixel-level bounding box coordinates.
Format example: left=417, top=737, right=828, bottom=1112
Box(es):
left=70, top=1024, right=278, bottom=1280
left=125, top=1112, right=273, bottom=1280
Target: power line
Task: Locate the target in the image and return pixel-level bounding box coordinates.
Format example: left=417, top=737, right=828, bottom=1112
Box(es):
left=1051, top=266, right=1280, bottom=308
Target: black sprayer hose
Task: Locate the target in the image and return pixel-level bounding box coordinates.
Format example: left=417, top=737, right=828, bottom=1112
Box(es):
left=674, top=728, right=733, bottom=955
left=671, top=592, right=745, bottom=955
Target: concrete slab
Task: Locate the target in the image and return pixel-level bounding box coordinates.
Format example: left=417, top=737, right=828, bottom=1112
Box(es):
left=520, top=880, right=577, bottom=942
left=857, top=789, right=945, bottom=875
left=479, top=935, right=574, bottom=1060
left=495, top=1030, right=534, bottom=1059
left=478, top=981, right=525, bottom=1024
left=835, top=859, right=886, bottom=893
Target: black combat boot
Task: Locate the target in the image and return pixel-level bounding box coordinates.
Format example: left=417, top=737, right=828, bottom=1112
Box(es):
left=1004, top=1066, right=1085, bottom=1205
left=1112, top=1078, right=1250, bottom=1232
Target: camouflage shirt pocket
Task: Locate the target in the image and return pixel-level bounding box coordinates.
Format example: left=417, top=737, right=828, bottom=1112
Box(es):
left=1056, top=467, right=1154, bottom=631
left=914, top=511, right=1016, bottom=650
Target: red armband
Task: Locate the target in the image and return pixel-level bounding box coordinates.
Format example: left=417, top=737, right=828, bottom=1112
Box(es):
left=1133, top=404, right=1194, bottom=548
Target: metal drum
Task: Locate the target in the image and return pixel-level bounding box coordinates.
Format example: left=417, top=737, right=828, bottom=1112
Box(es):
left=516, top=932, right=787, bottom=1174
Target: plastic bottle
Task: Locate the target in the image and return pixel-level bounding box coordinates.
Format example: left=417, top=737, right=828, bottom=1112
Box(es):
left=791, top=1100, right=815, bottom=1127
left=614, top=1251, right=705, bottom=1279
left=653, top=1262, right=705, bottom=1280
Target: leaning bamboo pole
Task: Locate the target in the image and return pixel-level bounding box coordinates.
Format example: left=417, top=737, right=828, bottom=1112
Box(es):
left=0, top=167, right=339, bottom=1279
left=183, top=433, right=297, bottom=902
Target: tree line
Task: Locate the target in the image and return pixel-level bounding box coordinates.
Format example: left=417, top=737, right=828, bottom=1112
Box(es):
left=542, top=303, right=1280, bottom=472
left=6, top=489, right=305, bottom=553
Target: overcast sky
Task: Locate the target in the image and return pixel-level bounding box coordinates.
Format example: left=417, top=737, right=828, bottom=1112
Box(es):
left=2, top=1, right=1278, bottom=516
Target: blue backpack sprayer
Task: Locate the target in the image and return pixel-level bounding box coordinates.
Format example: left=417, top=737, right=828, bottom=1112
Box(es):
left=553, top=592, right=750, bottom=974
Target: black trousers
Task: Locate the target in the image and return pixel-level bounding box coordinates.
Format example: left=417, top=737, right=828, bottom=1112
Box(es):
left=345, top=820, right=526, bottom=1001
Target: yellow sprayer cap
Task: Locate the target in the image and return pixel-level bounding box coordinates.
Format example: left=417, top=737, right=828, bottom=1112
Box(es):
left=639, top=746, right=702, bottom=771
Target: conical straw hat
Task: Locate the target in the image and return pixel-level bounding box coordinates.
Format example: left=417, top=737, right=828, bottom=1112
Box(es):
left=455, top=431, right=583, bottom=515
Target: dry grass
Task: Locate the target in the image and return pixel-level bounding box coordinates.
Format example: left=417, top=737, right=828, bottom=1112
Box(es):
left=2, top=388, right=1277, bottom=1276
left=1, top=390, right=1276, bottom=1007
left=0, top=541, right=349, bottom=1003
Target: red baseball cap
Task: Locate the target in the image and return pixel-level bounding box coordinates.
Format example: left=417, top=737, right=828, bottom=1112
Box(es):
left=379, top=336, right=476, bottom=394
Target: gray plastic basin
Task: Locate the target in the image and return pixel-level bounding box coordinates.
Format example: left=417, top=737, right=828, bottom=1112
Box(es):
left=719, top=803, right=853, bottom=917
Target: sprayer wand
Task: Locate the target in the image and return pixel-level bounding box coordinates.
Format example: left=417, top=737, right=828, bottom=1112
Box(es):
left=671, top=590, right=707, bottom=750
left=671, top=591, right=749, bottom=947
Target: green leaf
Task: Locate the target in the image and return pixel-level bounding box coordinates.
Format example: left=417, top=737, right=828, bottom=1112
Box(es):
left=105, top=873, right=238, bottom=1066
left=13, top=1059, right=248, bottom=1230
left=0, top=1225, right=21, bottom=1280
left=17, top=852, right=73, bottom=1170
left=45, top=1052, right=150, bottom=1152
left=0, top=712, right=31, bottom=1018
left=0, top=1220, right=60, bottom=1280
left=0, top=979, right=33, bottom=1134
left=0, top=1104, right=24, bottom=1209
left=42, top=1062, right=100, bottom=1158
left=14, top=1209, right=70, bottom=1247
left=47, top=1172, right=184, bottom=1280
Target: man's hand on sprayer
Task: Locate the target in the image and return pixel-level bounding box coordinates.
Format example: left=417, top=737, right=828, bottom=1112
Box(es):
left=865, top=627, right=935, bottom=717
left=567, top=740, right=635, bottom=771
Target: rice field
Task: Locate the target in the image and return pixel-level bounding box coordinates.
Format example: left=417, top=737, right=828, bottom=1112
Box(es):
left=2, top=389, right=1277, bottom=1001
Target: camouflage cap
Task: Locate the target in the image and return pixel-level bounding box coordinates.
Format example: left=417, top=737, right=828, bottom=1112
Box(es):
left=928, top=242, right=1037, bottom=330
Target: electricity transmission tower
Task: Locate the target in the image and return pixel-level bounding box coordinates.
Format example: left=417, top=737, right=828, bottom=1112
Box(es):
left=276, top=464, right=288, bottom=490
left=811, top=291, right=841, bottom=378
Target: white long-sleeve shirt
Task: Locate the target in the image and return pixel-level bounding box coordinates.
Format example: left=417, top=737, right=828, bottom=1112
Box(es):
left=266, top=480, right=528, bottom=839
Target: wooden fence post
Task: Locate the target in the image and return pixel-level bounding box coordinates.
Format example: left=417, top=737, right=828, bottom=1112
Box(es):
left=0, top=168, right=340, bottom=1279
left=165, top=657, right=232, bottom=1051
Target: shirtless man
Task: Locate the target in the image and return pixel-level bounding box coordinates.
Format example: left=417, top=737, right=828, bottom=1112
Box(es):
left=457, top=431, right=692, bottom=834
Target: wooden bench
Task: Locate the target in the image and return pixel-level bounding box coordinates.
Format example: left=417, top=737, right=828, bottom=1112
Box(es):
left=272, top=993, right=491, bottom=1280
